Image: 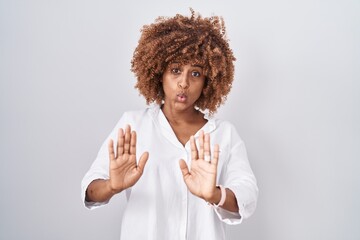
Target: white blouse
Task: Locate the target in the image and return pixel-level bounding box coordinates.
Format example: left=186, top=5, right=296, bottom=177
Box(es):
left=81, top=105, right=258, bottom=240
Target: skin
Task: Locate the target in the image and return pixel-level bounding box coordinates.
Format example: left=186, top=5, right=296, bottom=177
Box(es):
left=161, top=63, right=208, bottom=145
left=85, top=126, right=149, bottom=202
left=86, top=63, right=239, bottom=213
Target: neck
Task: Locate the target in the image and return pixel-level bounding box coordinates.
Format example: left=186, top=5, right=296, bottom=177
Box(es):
left=161, top=104, right=202, bottom=125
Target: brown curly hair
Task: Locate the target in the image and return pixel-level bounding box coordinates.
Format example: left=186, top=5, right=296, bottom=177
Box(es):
left=131, top=9, right=236, bottom=114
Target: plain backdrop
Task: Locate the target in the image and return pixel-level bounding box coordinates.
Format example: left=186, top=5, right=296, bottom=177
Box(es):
left=1, top=0, right=359, bottom=239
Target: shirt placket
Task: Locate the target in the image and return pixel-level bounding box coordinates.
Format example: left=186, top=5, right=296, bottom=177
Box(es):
left=181, top=143, right=193, bottom=239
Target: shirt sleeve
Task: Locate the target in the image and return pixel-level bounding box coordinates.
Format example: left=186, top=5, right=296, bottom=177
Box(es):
left=213, top=124, right=259, bottom=224
left=80, top=113, right=129, bottom=210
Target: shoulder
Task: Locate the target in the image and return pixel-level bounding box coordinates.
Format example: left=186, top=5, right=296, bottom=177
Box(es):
left=209, top=115, right=238, bottom=133
left=210, top=117, right=244, bottom=145
left=114, top=104, right=160, bottom=129
left=216, top=119, right=236, bottom=129
left=121, top=104, right=159, bottom=120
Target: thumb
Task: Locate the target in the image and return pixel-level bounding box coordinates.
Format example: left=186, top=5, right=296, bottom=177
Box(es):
left=137, top=152, right=149, bottom=173
left=179, top=159, right=190, bottom=179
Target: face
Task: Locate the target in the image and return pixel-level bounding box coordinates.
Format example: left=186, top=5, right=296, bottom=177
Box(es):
left=161, top=62, right=206, bottom=112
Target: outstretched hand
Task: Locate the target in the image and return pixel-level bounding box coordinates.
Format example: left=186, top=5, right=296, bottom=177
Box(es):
left=179, top=131, right=220, bottom=202
left=108, top=125, right=149, bottom=194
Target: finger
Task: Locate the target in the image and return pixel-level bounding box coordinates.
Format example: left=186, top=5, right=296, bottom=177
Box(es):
left=137, top=152, right=149, bottom=173
left=117, top=128, right=124, bottom=156
left=108, top=139, right=115, bottom=161
left=204, top=133, right=211, bottom=162
left=130, top=131, right=137, bottom=155
left=190, top=135, right=198, bottom=160
left=198, top=130, right=204, bottom=160
left=211, top=144, right=220, bottom=167
left=124, top=125, right=131, bottom=153
left=179, top=159, right=190, bottom=179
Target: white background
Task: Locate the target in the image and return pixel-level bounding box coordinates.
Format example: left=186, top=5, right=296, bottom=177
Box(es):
left=0, top=0, right=359, bottom=239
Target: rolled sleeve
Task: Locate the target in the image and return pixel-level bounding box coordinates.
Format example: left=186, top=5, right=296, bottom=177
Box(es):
left=81, top=113, right=129, bottom=209
left=212, top=205, right=242, bottom=225
left=81, top=140, right=112, bottom=209
left=214, top=124, right=259, bottom=224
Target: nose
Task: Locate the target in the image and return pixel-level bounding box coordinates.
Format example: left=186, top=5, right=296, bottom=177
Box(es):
left=177, top=73, right=189, bottom=90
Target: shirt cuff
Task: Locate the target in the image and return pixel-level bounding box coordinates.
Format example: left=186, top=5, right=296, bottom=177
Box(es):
left=211, top=205, right=243, bottom=225
left=228, top=184, right=258, bottom=220
left=211, top=183, right=258, bottom=225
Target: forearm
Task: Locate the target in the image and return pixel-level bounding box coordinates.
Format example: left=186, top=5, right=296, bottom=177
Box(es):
left=207, top=187, right=239, bottom=213
left=85, top=179, right=118, bottom=203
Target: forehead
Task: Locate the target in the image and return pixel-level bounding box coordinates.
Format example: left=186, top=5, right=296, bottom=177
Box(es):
left=168, top=62, right=203, bottom=68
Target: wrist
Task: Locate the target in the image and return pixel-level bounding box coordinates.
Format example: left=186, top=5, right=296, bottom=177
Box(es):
left=207, top=185, right=226, bottom=207
left=106, top=179, right=122, bottom=195
left=206, top=186, right=221, bottom=204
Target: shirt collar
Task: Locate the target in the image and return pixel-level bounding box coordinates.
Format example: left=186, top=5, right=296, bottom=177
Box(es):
left=148, top=104, right=217, bottom=136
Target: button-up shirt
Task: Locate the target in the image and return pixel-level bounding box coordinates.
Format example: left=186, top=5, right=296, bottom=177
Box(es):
left=81, top=105, right=258, bottom=240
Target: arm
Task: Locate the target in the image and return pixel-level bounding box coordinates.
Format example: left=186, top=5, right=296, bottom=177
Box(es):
left=206, top=186, right=239, bottom=213
left=85, top=179, right=116, bottom=203
left=86, top=125, right=149, bottom=203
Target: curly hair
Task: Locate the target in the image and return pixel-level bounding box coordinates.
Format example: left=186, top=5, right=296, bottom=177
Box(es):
left=131, top=9, right=236, bottom=114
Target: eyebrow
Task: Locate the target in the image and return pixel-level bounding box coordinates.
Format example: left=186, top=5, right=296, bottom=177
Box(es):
left=191, top=64, right=203, bottom=68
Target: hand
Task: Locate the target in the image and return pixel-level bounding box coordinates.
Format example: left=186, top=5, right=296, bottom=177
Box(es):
left=108, top=125, right=149, bottom=193
left=179, top=130, right=220, bottom=202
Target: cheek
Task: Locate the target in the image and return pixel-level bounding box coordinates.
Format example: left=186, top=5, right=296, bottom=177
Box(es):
left=162, top=76, right=177, bottom=87
left=196, top=80, right=206, bottom=91
left=192, top=83, right=205, bottom=96
left=161, top=81, right=176, bottom=96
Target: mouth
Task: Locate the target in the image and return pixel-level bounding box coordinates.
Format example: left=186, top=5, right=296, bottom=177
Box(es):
left=176, top=93, right=188, bottom=103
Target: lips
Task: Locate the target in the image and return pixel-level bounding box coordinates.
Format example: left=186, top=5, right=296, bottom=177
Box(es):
left=176, top=93, right=187, bottom=102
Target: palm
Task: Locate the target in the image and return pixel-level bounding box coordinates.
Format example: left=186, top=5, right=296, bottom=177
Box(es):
left=108, top=125, right=148, bottom=193
left=179, top=131, right=220, bottom=201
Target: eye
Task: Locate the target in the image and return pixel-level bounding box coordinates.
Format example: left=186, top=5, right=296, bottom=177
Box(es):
left=171, top=68, right=181, bottom=74
left=192, top=71, right=201, bottom=77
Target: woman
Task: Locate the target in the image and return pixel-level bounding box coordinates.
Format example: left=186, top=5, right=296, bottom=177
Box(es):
left=81, top=9, right=258, bottom=240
